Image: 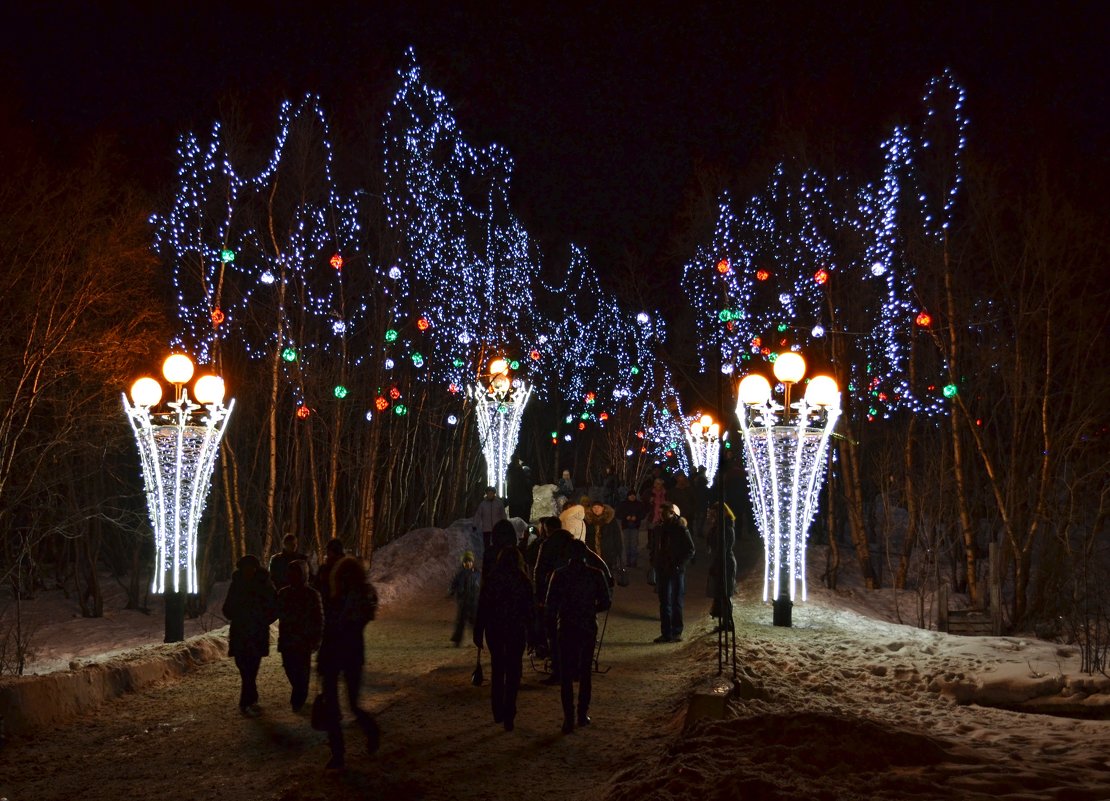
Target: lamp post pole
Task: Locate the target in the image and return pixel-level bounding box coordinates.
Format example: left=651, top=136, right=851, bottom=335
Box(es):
left=123, top=355, right=233, bottom=643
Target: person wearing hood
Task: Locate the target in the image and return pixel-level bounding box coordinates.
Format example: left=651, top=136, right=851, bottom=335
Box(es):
left=474, top=544, right=533, bottom=731
left=583, top=500, right=621, bottom=576
left=652, top=504, right=695, bottom=643
left=559, top=498, right=587, bottom=542
left=222, top=554, right=278, bottom=716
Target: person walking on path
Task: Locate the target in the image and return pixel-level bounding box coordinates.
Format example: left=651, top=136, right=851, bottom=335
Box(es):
left=474, top=486, right=508, bottom=552
left=269, top=533, right=311, bottom=591
left=652, top=504, right=696, bottom=643
left=545, top=539, right=612, bottom=734
left=448, top=550, right=480, bottom=646
left=318, top=555, right=380, bottom=770
left=222, top=554, right=277, bottom=716
left=314, top=537, right=345, bottom=597
left=276, top=560, right=323, bottom=711
left=615, top=490, right=646, bottom=568
left=506, top=456, right=534, bottom=522
left=473, top=545, right=533, bottom=731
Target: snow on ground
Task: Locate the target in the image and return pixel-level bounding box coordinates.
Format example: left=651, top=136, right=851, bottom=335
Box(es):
left=3, top=526, right=1110, bottom=800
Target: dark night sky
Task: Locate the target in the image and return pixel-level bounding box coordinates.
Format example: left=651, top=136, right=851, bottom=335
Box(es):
left=2, top=2, right=1105, bottom=284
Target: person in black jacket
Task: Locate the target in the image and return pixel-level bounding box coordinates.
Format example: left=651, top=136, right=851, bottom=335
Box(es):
left=614, top=490, right=646, bottom=568
left=268, top=533, right=311, bottom=591
left=652, top=504, right=696, bottom=643
left=276, top=560, right=323, bottom=711
left=545, top=539, right=612, bottom=734
left=318, top=556, right=380, bottom=770
left=222, top=554, right=277, bottom=716
left=474, top=545, right=533, bottom=731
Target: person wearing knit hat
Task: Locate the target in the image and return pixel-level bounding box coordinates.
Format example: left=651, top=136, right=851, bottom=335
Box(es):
left=652, top=504, right=695, bottom=643
left=449, top=550, right=480, bottom=647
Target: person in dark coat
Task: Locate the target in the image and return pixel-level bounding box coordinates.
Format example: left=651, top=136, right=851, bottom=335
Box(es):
left=318, top=556, right=380, bottom=770
left=269, top=533, right=311, bottom=591
left=614, top=490, right=646, bottom=568
left=706, top=502, right=737, bottom=630
left=473, top=546, right=533, bottom=731
left=483, top=519, right=518, bottom=576
left=222, top=554, right=277, bottom=716
left=691, top=466, right=710, bottom=543
left=525, top=516, right=559, bottom=659
left=314, top=537, right=345, bottom=597
left=583, top=501, right=622, bottom=576
left=652, top=504, right=696, bottom=643
left=448, top=551, right=480, bottom=646
left=545, top=539, right=612, bottom=734
left=506, top=456, right=534, bottom=522
left=276, top=560, right=323, bottom=711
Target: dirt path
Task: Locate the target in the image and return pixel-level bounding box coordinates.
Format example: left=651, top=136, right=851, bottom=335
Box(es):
left=1, top=557, right=722, bottom=801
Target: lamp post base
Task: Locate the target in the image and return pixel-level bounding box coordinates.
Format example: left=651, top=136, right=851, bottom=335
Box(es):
left=772, top=595, right=793, bottom=628
left=164, top=590, right=186, bottom=643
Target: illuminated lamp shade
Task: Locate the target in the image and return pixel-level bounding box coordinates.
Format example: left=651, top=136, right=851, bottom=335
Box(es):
left=488, top=357, right=508, bottom=376
left=162, top=354, right=195, bottom=385
left=491, top=375, right=510, bottom=395
left=804, top=375, right=839, bottom=407
left=193, top=375, right=226, bottom=405
left=737, top=374, right=772, bottom=406
left=699, top=414, right=713, bottom=428
left=708, top=423, right=720, bottom=438
left=772, top=352, right=806, bottom=384
left=690, top=421, right=701, bottom=436
left=130, top=377, right=162, bottom=408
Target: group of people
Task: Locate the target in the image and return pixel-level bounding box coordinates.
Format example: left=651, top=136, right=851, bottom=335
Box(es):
left=451, top=515, right=612, bottom=734
left=221, top=534, right=379, bottom=771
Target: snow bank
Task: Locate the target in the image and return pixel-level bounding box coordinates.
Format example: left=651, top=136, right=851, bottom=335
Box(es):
left=0, top=631, right=227, bottom=735
left=368, top=521, right=481, bottom=608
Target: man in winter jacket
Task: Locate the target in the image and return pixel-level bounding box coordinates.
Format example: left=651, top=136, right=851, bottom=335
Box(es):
left=473, top=486, right=508, bottom=551
left=652, top=504, right=696, bottom=643
left=545, top=539, right=611, bottom=734
left=614, top=490, right=646, bottom=568
left=269, top=533, right=311, bottom=591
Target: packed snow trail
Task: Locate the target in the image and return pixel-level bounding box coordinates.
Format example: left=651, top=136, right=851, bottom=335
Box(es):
left=0, top=557, right=717, bottom=801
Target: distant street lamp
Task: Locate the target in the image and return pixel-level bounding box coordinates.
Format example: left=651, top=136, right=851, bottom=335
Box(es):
left=685, top=413, right=724, bottom=487
left=736, top=351, right=840, bottom=627
left=122, top=354, right=234, bottom=642
left=469, top=357, right=531, bottom=499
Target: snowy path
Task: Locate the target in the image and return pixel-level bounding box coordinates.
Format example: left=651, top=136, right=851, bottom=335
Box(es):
left=0, top=558, right=716, bottom=801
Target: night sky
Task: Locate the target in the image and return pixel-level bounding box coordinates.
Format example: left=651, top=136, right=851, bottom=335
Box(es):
left=2, top=2, right=1105, bottom=287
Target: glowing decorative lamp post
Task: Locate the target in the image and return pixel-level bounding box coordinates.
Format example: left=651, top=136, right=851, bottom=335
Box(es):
left=122, top=354, right=234, bottom=642
left=469, top=357, right=532, bottom=499
left=736, top=352, right=840, bottom=627
left=685, top=413, right=724, bottom=487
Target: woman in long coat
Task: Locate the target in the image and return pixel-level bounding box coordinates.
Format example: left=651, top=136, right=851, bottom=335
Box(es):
left=222, top=554, right=277, bottom=716
left=474, top=545, right=533, bottom=731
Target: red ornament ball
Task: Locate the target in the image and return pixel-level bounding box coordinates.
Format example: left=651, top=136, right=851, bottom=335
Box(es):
left=915, top=311, right=932, bottom=327
left=296, top=405, right=311, bottom=420
left=330, top=253, right=343, bottom=270
left=716, top=258, right=731, bottom=274
left=756, top=269, right=770, bottom=281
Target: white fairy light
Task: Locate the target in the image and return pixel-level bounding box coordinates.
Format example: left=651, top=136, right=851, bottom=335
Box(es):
left=123, top=362, right=234, bottom=595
